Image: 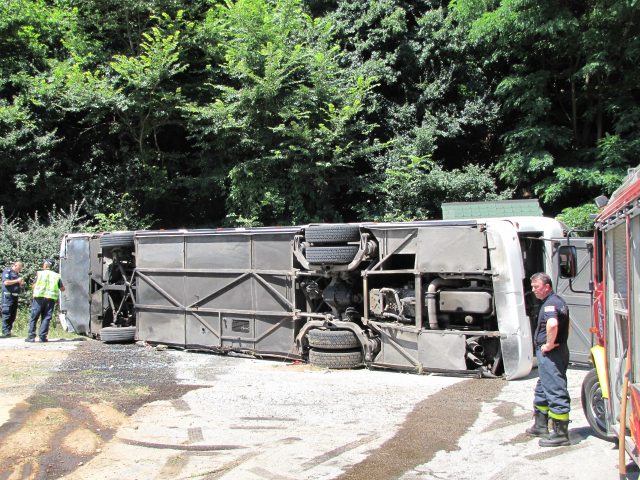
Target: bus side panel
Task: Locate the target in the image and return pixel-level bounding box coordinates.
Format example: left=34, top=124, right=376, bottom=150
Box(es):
left=136, top=235, right=186, bottom=345
left=136, top=232, right=297, bottom=354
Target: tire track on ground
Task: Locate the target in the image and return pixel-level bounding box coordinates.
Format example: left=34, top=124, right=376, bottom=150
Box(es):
left=335, top=378, right=505, bottom=480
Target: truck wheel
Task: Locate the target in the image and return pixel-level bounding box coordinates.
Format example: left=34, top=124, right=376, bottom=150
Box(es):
left=305, top=246, right=359, bottom=264
left=308, top=329, right=360, bottom=349
left=100, top=326, right=136, bottom=343
left=581, top=369, right=616, bottom=442
left=99, top=232, right=135, bottom=248
left=305, top=225, right=360, bottom=244
left=309, top=348, right=363, bottom=369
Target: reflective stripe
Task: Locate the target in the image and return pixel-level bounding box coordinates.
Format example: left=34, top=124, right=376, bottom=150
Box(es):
left=591, top=345, right=609, bottom=399
left=549, top=411, right=569, bottom=420
left=534, top=405, right=550, bottom=412
left=33, top=270, right=61, bottom=300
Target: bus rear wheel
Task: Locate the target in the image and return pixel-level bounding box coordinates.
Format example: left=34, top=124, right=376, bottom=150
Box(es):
left=308, top=348, right=363, bottom=369
left=307, top=329, right=360, bottom=349
left=100, top=326, right=136, bottom=344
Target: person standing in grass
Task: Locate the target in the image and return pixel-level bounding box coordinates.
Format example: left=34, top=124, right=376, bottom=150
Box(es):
left=2, top=261, right=24, bottom=337
left=26, top=259, right=65, bottom=343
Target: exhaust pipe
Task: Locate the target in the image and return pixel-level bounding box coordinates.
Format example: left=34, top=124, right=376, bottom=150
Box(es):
left=426, top=278, right=463, bottom=330
left=466, top=352, right=483, bottom=366
left=466, top=338, right=484, bottom=356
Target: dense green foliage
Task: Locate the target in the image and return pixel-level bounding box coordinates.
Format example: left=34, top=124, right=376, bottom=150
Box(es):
left=0, top=203, right=85, bottom=298
left=453, top=0, right=640, bottom=207
left=0, top=0, right=638, bottom=230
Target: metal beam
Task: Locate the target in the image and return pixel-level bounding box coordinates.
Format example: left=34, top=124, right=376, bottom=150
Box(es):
left=136, top=268, right=293, bottom=275
left=136, top=304, right=294, bottom=317
left=187, top=272, right=251, bottom=309
left=189, top=311, right=221, bottom=340
left=136, top=271, right=183, bottom=307
left=253, top=273, right=294, bottom=310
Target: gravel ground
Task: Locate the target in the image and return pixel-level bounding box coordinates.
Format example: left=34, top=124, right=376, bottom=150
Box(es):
left=74, top=351, right=464, bottom=480
left=0, top=337, right=198, bottom=479
left=399, top=367, right=637, bottom=480
left=0, top=338, right=635, bottom=480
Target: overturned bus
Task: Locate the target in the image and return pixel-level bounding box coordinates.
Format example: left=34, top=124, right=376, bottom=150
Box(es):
left=59, top=206, right=593, bottom=380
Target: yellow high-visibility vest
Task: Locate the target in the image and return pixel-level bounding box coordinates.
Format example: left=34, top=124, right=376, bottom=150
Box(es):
left=33, top=270, right=61, bottom=300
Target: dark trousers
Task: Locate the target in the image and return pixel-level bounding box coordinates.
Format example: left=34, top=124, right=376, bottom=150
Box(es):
left=534, top=343, right=571, bottom=418
left=28, top=297, right=55, bottom=340
left=2, top=292, right=18, bottom=335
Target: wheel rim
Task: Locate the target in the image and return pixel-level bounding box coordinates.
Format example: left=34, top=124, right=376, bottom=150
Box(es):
left=588, top=381, right=607, bottom=431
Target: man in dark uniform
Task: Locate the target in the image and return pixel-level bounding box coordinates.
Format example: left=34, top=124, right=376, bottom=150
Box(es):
left=525, top=272, right=571, bottom=447
left=2, top=261, right=24, bottom=337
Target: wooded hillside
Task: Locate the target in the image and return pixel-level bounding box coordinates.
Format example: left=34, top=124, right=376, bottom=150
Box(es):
left=1, top=0, right=637, bottom=229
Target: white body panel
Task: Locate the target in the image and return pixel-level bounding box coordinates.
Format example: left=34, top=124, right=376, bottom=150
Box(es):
left=485, top=220, right=533, bottom=379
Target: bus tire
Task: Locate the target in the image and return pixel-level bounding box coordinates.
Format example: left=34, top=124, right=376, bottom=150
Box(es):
left=307, top=329, right=360, bottom=349
left=308, top=348, right=363, bottom=369
left=305, top=225, right=360, bottom=244
left=305, top=246, right=359, bottom=264
left=581, top=368, right=616, bottom=442
left=99, top=232, right=135, bottom=248
left=100, top=326, right=136, bottom=343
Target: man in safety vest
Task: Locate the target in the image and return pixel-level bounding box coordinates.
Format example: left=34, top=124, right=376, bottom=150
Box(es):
left=25, top=259, right=65, bottom=343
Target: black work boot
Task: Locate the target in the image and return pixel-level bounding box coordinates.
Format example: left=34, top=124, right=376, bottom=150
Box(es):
left=539, top=418, right=570, bottom=447
left=525, top=408, right=549, bottom=437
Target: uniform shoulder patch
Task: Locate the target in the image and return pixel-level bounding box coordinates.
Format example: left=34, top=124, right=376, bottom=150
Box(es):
left=544, top=306, right=556, bottom=312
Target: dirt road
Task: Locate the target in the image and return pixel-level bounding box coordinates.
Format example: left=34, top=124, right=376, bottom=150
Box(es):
left=0, top=338, right=632, bottom=480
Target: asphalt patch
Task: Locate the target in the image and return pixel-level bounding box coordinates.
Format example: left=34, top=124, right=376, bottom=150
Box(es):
left=335, top=378, right=505, bottom=480
left=0, top=340, right=201, bottom=479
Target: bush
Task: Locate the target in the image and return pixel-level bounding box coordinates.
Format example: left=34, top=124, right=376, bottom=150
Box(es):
left=0, top=202, right=87, bottom=307
left=363, top=158, right=513, bottom=221
left=85, top=194, right=156, bottom=232
left=556, top=204, right=599, bottom=235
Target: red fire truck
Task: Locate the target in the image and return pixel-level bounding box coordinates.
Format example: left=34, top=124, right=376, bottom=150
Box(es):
left=578, top=166, right=640, bottom=470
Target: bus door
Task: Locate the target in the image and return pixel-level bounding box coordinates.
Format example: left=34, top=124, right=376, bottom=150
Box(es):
left=554, top=237, right=594, bottom=364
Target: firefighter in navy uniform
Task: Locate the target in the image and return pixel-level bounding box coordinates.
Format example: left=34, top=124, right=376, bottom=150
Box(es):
left=2, top=261, right=24, bottom=337
left=525, top=272, right=571, bottom=447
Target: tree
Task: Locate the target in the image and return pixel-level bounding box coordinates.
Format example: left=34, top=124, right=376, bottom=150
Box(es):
left=361, top=157, right=511, bottom=221
left=327, top=0, right=505, bottom=218
left=57, top=11, right=197, bottom=219
left=0, top=0, right=78, bottom=213
left=0, top=203, right=86, bottom=299
left=453, top=0, right=640, bottom=212
left=183, top=0, right=383, bottom=226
